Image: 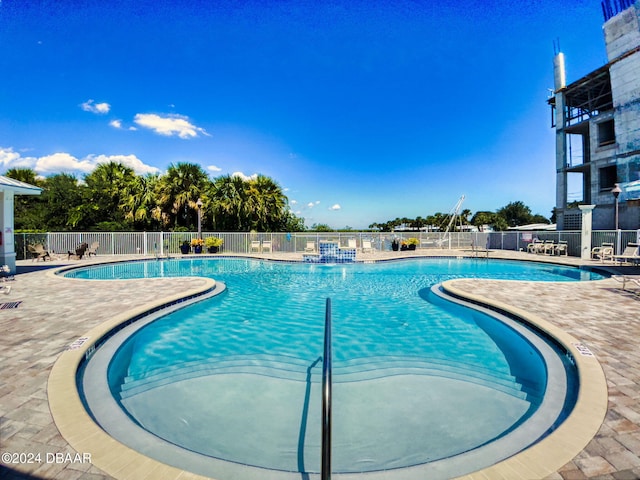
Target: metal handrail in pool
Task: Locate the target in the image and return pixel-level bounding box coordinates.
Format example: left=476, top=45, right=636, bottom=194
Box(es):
left=322, top=297, right=332, bottom=480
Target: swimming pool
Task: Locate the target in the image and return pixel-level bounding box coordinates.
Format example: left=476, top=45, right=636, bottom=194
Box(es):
left=73, top=258, right=604, bottom=479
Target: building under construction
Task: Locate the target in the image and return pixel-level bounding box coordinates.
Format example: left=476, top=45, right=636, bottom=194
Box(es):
left=550, top=0, right=640, bottom=230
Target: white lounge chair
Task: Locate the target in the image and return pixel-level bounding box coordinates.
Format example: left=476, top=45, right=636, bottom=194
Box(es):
left=347, top=238, right=357, bottom=249
left=87, top=241, right=99, bottom=257
left=591, top=242, right=614, bottom=262
left=542, top=240, right=556, bottom=255
left=250, top=241, right=261, bottom=253
left=612, top=275, right=640, bottom=291
left=304, top=241, right=316, bottom=253
left=613, top=243, right=640, bottom=265
left=0, top=265, right=13, bottom=292
left=526, top=239, right=544, bottom=254
left=554, top=241, right=568, bottom=256
left=261, top=241, right=272, bottom=253
left=362, top=240, right=374, bottom=253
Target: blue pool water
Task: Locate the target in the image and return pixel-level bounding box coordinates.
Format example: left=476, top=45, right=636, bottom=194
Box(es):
left=75, top=258, right=603, bottom=478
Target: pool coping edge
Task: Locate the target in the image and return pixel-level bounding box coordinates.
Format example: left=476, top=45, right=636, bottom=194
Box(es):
left=47, top=276, right=221, bottom=480
left=440, top=279, right=608, bottom=480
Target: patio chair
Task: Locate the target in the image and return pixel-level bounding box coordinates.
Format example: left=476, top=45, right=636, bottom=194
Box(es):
left=86, top=241, right=99, bottom=257
left=542, top=240, right=556, bottom=255
left=613, top=243, right=640, bottom=265
left=304, top=241, right=316, bottom=253
left=261, top=241, right=272, bottom=253
left=554, top=241, right=568, bottom=256
left=68, top=242, right=89, bottom=260
left=28, top=244, right=51, bottom=262
left=591, top=242, right=614, bottom=262
left=420, top=238, right=435, bottom=248
left=526, top=239, right=544, bottom=254
left=0, top=265, right=14, bottom=285
left=347, top=238, right=357, bottom=249
left=250, top=241, right=261, bottom=253
left=362, top=240, right=374, bottom=253
left=611, top=275, right=640, bottom=291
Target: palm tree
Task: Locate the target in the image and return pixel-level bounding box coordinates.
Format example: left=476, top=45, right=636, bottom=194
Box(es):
left=210, top=174, right=248, bottom=230
left=459, top=209, right=472, bottom=225
left=246, top=175, right=288, bottom=231
left=156, top=163, right=210, bottom=229
left=4, top=168, right=42, bottom=186
left=83, top=162, right=137, bottom=228
left=121, top=174, right=161, bottom=229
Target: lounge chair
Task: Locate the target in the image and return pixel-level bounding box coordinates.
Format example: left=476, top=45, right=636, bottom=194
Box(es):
left=86, top=241, right=99, bottom=257
left=591, top=242, right=614, bottom=262
left=362, top=240, right=374, bottom=253
left=420, top=238, right=434, bottom=248
left=613, top=243, right=640, bottom=265
left=542, top=240, right=556, bottom=255
left=27, top=244, right=51, bottom=262
left=554, top=240, right=568, bottom=256
left=68, top=242, right=89, bottom=260
left=304, top=241, right=316, bottom=253
left=347, top=238, right=357, bottom=249
left=470, top=243, right=491, bottom=257
left=250, top=241, right=261, bottom=253
left=0, top=265, right=13, bottom=289
left=526, top=239, right=544, bottom=254
left=261, top=241, right=272, bottom=253
left=611, top=275, right=640, bottom=291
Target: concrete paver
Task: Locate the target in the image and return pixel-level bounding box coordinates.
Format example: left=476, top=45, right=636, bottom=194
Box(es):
left=0, top=251, right=639, bottom=479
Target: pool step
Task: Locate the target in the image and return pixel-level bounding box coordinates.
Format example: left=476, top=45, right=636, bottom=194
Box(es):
left=119, top=354, right=533, bottom=402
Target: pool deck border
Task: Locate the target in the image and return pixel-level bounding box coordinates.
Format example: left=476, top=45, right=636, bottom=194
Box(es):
left=2, top=249, right=640, bottom=479
left=48, top=276, right=221, bottom=480
left=440, top=279, right=608, bottom=480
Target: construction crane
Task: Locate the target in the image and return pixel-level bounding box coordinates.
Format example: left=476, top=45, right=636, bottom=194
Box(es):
left=436, top=195, right=465, bottom=247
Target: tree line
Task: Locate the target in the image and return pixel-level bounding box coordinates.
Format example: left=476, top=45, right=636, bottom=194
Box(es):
left=7, top=162, right=305, bottom=232
left=368, top=201, right=551, bottom=232
left=6, top=164, right=550, bottom=233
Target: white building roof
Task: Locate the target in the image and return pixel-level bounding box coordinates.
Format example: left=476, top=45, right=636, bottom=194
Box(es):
left=508, top=223, right=557, bottom=231
left=0, top=175, right=42, bottom=195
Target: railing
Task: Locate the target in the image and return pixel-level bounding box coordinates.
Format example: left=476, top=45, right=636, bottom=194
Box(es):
left=13, top=230, right=640, bottom=260
left=322, top=298, right=332, bottom=480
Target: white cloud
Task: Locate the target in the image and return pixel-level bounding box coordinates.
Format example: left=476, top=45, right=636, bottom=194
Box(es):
left=207, top=165, right=222, bottom=173
left=0, top=146, right=159, bottom=176
left=329, top=204, right=341, bottom=211
left=35, top=153, right=95, bottom=174
left=0, top=147, right=28, bottom=168
left=290, top=199, right=298, bottom=205
left=134, top=113, right=208, bottom=139
left=109, top=119, right=122, bottom=129
left=81, top=99, right=111, bottom=114
left=307, top=202, right=315, bottom=208
left=90, top=154, right=160, bottom=175
left=231, top=171, right=258, bottom=181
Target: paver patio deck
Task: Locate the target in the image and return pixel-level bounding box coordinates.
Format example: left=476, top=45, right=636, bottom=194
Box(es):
left=1, top=250, right=639, bottom=480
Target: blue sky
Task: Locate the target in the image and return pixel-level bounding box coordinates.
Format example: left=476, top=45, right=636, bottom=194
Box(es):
left=0, top=0, right=608, bottom=229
